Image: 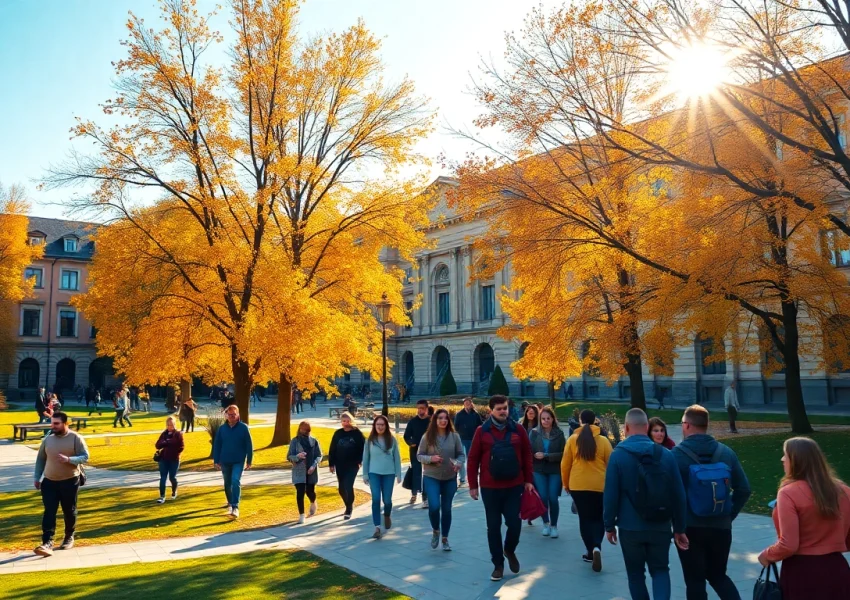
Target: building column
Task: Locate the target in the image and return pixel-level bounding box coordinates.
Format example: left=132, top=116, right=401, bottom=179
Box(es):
left=420, top=254, right=431, bottom=334
left=452, top=248, right=461, bottom=329
left=495, top=265, right=504, bottom=322
left=462, top=246, right=474, bottom=325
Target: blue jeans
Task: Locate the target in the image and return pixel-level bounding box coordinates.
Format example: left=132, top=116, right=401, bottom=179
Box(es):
left=460, top=440, right=472, bottom=483
left=532, top=472, right=562, bottom=526
left=368, top=473, right=395, bottom=527
left=158, top=459, right=179, bottom=497
left=422, top=476, right=457, bottom=537
left=619, top=529, right=672, bottom=600
left=220, top=463, right=245, bottom=508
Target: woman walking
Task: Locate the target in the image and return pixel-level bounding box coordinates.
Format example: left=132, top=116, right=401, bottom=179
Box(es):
left=561, top=409, right=612, bottom=572
left=417, top=408, right=464, bottom=551
left=112, top=389, right=132, bottom=428
left=521, top=404, right=540, bottom=434
left=180, top=397, right=198, bottom=432
left=328, top=412, right=365, bottom=520
left=648, top=417, right=676, bottom=449
left=362, top=415, right=402, bottom=540
left=155, top=416, right=185, bottom=503
left=758, top=437, right=850, bottom=599
left=287, top=421, right=323, bottom=524
left=529, top=407, right=566, bottom=538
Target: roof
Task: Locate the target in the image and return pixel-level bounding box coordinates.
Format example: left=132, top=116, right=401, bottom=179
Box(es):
left=26, top=216, right=100, bottom=260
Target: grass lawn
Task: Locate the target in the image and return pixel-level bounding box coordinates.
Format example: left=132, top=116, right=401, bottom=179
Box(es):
left=0, top=550, right=408, bottom=599
left=1, top=405, right=175, bottom=439
left=724, top=430, right=850, bottom=515
left=0, top=484, right=366, bottom=553
left=74, top=425, right=410, bottom=472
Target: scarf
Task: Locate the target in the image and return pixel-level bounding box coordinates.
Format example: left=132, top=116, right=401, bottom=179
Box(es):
left=298, top=435, right=316, bottom=468
left=489, top=415, right=507, bottom=431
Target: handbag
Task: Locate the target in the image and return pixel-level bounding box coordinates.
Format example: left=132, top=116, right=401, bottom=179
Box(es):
left=79, top=464, right=87, bottom=487
left=402, top=467, right=413, bottom=490
left=519, top=488, right=547, bottom=521
left=153, top=450, right=162, bottom=462
left=753, top=563, right=782, bottom=600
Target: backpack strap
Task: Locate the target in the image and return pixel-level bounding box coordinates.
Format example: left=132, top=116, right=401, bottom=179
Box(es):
left=651, top=443, right=662, bottom=463
left=678, top=445, right=701, bottom=465
left=710, top=444, right=726, bottom=464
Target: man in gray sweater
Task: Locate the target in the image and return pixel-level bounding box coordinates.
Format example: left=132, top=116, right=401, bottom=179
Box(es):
left=33, top=412, right=89, bottom=556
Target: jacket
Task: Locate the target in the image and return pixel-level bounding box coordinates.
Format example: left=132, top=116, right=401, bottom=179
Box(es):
left=724, top=387, right=740, bottom=410
left=155, top=429, right=185, bottom=462
left=603, top=434, right=687, bottom=534
left=529, top=425, right=567, bottom=475
left=403, top=415, right=431, bottom=450
left=467, top=417, right=534, bottom=490
left=328, top=427, right=365, bottom=471
left=418, top=431, right=464, bottom=480
left=561, top=424, right=612, bottom=492
left=287, top=435, right=323, bottom=485
left=213, top=420, right=254, bottom=466
left=672, top=434, right=751, bottom=528
left=454, top=408, right=484, bottom=441
left=362, top=436, right=402, bottom=480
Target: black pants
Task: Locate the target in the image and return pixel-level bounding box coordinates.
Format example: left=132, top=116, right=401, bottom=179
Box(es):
left=677, top=527, right=741, bottom=600
left=409, top=448, right=425, bottom=498
left=295, top=483, right=316, bottom=514
left=181, top=418, right=194, bottom=432
left=727, top=408, right=738, bottom=432
left=41, top=476, right=80, bottom=544
left=335, top=466, right=359, bottom=513
left=571, top=490, right=605, bottom=554
left=480, top=485, right=523, bottom=568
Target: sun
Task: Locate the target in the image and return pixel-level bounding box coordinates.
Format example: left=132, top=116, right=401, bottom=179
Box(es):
left=664, top=42, right=729, bottom=101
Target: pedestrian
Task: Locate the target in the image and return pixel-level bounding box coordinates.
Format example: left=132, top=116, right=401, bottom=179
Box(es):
left=212, top=405, right=253, bottom=519
left=603, top=408, right=689, bottom=600
left=648, top=417, right=676, bottom=449
left=403, top=399, right=431, bottom=507
left=672, top=404, right=751, bottom=600
left=529, top=406, right=566, bottom=539
left=757, top=437, right=850, bottom=599
left=418, top=408, right=464, bottom=551
left=657, top=387, right=667, bottom=410
left=508, top=398, right=520, bottom=422
left=180, top=397, right=198, bottom=432
left=566, top=382, right=574, bottom=400
left=291, top=388, right=303, bottom=414
left=308, top=391, right=316, bottom=410
left=84, top=385, right=93, bottom=408
left=154, top=416, right=184, bottom=504
left=723, top=382, right=739, bottom=433
left=520, top=404, right=539, bottom=434
left=467, top=395, right=534, bottom=582
left=454, top=397, right=484, bottom=487
left=112, top=390, right=132, bottom=428
left=328, top=412, right=365, bottom=520
left=89, top=390, right=103, bottom=416
left=362, top=415, right=402, bottom=540
left=130, top=387, right=141, bottom=412
left=32, top=412, right=89, bottom=556
left=35, top=386, right=48, bottom=423
left=288, top=420, right=323, bottom=524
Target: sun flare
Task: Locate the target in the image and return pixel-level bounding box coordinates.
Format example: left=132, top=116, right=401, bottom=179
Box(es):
left=665, top=42, right=729, bottom=101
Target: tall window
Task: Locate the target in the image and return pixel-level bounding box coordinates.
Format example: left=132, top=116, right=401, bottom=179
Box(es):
left=21, top=307, right=41, bottom=336
left=90, top=325, right=98, bottom=339
left=64, top=238, right=78, bottom=252
left=24, top=267, right=43, bottom=288
left=824, top=230, right=850, bottom=267
left=438, top=292, right=450, bottom=325
left=481, top=285, right=495, bottom=320
left=60, top=269, right=79, bottom=290
left=59, top=309, right=77, bottom=337
left=404, top=300, right=413, bottom=330
left=699, top=336, right=727, bottom=375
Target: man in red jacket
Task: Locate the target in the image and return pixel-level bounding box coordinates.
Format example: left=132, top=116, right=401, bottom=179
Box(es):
left=467, top=394, right=534, bottom=582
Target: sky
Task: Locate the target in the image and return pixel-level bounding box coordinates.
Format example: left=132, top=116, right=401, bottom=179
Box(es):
left=0, top=0, right=555, bottom=219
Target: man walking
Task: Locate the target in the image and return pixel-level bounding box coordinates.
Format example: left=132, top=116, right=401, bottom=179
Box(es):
left=35, top=386, right=48, bottom=423
left=723, top=382, right=739, bottom=433
left=403, top=399, right=431, bottom=507
left=454, top=397, right=483, bottom=486
left=604, top=408, right=688, bottom=600
left=213, top=405, right=253, bottom=518
left=33, top=412, right=89, bottom=556
left=673, top=405, right=751, bottom=600
left=467, top=395, right=534, bottom=582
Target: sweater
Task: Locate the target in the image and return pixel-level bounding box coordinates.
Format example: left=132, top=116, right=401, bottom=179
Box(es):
left=529, top=425, right=566, bottom=475
left=418, top=431, right=464, bottom=480
left=403, top=415, right=431, bottom=450
left=287, top=435, right=323, bottom=485
left=454, top=408, right=484, bottom=441
left=561, top=424, right=612, bottom=492
left=34, top=429, right=89, bottom=481
left=466, top=417, right=534, bottom=490
left=155, top=429, right=185, bottom=462
left=760, top=480, right=850, bottom=563
left=328, top=427, right=365, bottom=471
left=212, top=420, right=254, bottom=466
left=362, top=437, right=402, bottom=480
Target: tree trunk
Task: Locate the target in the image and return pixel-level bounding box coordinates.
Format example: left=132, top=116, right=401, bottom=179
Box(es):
left=623, top=351, right=647, bottom=411
left=269, top=373, right=293, bottom=447
left=179, top=379, right=192, bottom=403
left=781, top=303, right=813, bottom=434
left=231, top=356, right=252, bottom=423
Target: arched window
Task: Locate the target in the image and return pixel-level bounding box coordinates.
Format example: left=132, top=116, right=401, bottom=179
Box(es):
left=434, top=264, right=451, bottom=325
left=18, top=358, right=40, bottom=389
left=55, top=358, right=76, bottom=390
left=474, top=343, right=495, bottom=383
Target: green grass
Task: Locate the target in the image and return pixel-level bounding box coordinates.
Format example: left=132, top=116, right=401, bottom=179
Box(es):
left=0, top=484, right=366, bottom=553
left=0, top=550, right=408, bottom=599
left=74, top=425, right=409, bottom=472
left=0, top=405, right=176, bottom=438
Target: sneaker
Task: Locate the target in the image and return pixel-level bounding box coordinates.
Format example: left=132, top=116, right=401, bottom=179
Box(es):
left=297, top=514, right=305, bottom=524
left=430, top=531, right=440, bottom=549
left=582, top=553, right=593, bottom=563
left=409, top=495, right=417, bottom=505
left=504, top=550, right=520, bottom=574
left=171, top=490, right=178, bottom=500
left=34, top=541, right=54, bottom=557
left=372, top=527, right=382, bottom=540
left=592, top=547, right=602, bottom=572
left=442, top=539, right=452, bottom=552
left=542, top=524, right=551, bottom=537
left=384, top=514, right=392, bottom=530
left=231, top=508, right=239, bottom=519
left=309, top=501, right=318, bottom=517
left=58, top=537, right=74, bottom=550
left=421, top=499, right=429, bottom=509
left=550, top=526, right=559, bottom=539
left=226, top=506, right=233, bottom=516
left=157, top=497, right=165, bottom=504
left=490, top=568, right=503, bottom=581
left=527, top=519, right=534, bottom=526
left=343, top=513, right=352, bottom=521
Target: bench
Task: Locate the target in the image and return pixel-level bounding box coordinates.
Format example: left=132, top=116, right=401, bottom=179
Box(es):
left=359, top=408, right=377, bottom=424
left=13, top=424, right=50, bottom=442
left=71, top=417, right=90, bottom=431
left=328, top=407, right=344, bottom=419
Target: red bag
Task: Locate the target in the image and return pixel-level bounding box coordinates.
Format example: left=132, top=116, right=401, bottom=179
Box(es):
left=519, top=488, right=547, bottom=521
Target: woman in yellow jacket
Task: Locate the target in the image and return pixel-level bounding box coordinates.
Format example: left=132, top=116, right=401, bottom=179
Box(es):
left=561, top=409, right=613, bottom=572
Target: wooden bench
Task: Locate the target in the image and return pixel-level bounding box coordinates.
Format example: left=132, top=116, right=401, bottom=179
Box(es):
left=71, top=417, right=90, bottom=431
left=359, top=408, right=377, bottom=424
left=13, top=424, right=50, bottom=442
left=328, top=407, right=344, bottom=419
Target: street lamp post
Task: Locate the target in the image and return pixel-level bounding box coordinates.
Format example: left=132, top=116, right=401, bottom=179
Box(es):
left=376, top=294, right=392, bottom=417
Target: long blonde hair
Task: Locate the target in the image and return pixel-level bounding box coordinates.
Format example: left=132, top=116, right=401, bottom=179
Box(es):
left=781, top=437, right=845, bottom=519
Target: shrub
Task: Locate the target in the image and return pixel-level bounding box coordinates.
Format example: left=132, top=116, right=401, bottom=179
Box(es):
left=0, top=390, right=7, bottom=410
left=488, top=365, right=509, bottom=396
left=440, top=364, right=457, bottom=396
left=388, top=404, right=489, bottom=424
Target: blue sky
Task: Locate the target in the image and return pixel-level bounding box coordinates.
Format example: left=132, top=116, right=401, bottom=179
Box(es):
left=0, top=0, right=554, bottom=218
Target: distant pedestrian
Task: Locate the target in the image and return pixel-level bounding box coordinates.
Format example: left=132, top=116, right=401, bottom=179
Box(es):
left=130, top=387, right=141, bottom=412
left=291, top=388, right=304, bottom=414
left=35, top=386, right=48, bottom=423
left=362, top=415, right=402, bottom=540
left=657, top=387, right=667, bottom=410
left=155, top=417, right=184, bottom=504
left=33, top=412, right=89, bottom=556
left=724, top=382, right=739, bottom=433
left=328, top=412, right=365, bottom=520
left=648, top=417, right=676, bottom=450
left=308, top=391, right=316, bottom=410
left=418, top=409, right=464, bottom=551
left=467, top=395, right=534, bottom=582
left=179, top=398, right=197, bottom=432
left=112, top=390, right=132, bottom=428
left=88, top=390, right=103, bottom=416
left=758, top=437, right=850, bottom=599
left=403, top=399, right=431, bottom=507
left=454, top=397, right=483, bottom=487
left=604, top=408, right=688, bottom=600
left=565, top=383, right=574, bottom=400
left=508, top=399, right=520, bottom=422
left=288, top=421, right=323, bottom=524
left=529, top=407, right=566, bottom=539
left=212, top=405, right=253, bottom=519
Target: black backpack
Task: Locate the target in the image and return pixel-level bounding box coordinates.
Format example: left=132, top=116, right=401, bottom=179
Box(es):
left=487, top=425, right=521, bottom=481
left=631, top=445, right=675, bottom=522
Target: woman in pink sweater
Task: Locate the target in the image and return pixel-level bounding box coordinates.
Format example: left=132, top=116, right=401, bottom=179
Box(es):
left=758, top=437, right=850, bottom=599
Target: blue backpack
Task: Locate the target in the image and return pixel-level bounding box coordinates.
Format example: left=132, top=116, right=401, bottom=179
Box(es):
left=678, top=445, right=733, bottom=517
